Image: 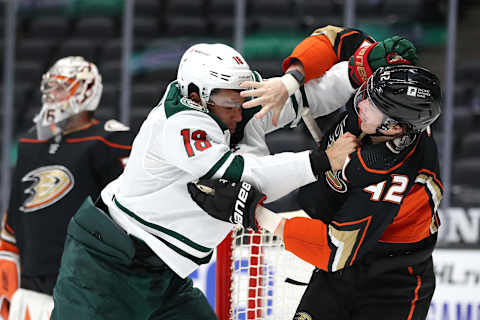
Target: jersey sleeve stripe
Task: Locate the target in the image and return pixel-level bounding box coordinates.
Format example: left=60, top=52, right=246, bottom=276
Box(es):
left=335, top=30, right=358, bottom=57
left=417, top=168, right=444, bottom=191
left=66, top=136, right=132, bottom=150
left=290, top=92, right=299, bottom=116
left=221, top=155, right=244, bottom=182
left=0, top=239, right=18, bottom=253
left=19, top=138, right=48, bottom=143
left=200, top=151, right=232, bottom=179
left=331, top=216, right=372, bottom=268
left=415, top=173, right=443, bottom=212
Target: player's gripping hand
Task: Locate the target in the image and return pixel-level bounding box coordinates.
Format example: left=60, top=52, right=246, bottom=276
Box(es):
left=187, top=179, right=266, bottom=231
left=239, top=78, right=289, bottom=127
left=325, top=132, right=360, bottom=171
left=348, top=36, right=418, bottom=88
left=309, top=132, right=360, bottom=175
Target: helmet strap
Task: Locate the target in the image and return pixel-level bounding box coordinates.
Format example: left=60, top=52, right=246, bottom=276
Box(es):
left=386, top=133, right=417, bottom=153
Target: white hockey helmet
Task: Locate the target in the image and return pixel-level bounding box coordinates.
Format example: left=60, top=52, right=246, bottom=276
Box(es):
left=177, top=43, right=253, bottom=107
left=34, top=56, right=103, bottom=139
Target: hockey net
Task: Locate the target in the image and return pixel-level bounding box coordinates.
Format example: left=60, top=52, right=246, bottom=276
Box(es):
left=215, top=211, right=315, bottom=320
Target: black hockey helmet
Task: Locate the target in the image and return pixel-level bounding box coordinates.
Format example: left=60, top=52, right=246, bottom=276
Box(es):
left=362, top=65, right=442, bottom=133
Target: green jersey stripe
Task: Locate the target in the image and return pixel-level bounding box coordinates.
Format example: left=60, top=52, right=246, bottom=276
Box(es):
left=299, top=85, right=310, bottom=111
left=200, top=151, right=232, bottom=179
left=132, top=235, right=213, bottom=266
left=113, top=196, right=212, bottom=253
left=221, top=155, right=244, bottom=182
left=290, top=92, right=299, bottom=116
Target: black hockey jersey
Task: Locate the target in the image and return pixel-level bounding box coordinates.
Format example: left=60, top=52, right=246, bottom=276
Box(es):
left=5, top=119, right=134, bottom=292
left=285, top=103, right=443, bottom=272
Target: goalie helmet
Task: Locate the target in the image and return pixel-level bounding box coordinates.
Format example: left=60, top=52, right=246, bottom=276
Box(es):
left=34, top=56, right=103, bottom=139
left=177, top=43, right=253, bottom=107
left=354, top=65, right=442, bottom=133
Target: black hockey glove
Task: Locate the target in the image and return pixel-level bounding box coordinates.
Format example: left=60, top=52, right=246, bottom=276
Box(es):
left=187, top=179, right=266, bottom=232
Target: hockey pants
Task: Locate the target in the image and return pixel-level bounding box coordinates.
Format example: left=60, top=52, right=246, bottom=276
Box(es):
left=294, top=255, right=435, bottom=320
left=50, top=197, right=217, bottom=320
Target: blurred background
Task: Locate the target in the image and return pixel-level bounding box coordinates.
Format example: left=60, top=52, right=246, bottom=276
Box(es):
left=2, top=0, right=480, bottom=210
left=1, top=0, right=479, bottom=316
left=1, top=0, right=480, bottom=235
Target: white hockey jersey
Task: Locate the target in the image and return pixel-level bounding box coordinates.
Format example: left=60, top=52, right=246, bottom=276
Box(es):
left=101, top=61, right=354, bottom=278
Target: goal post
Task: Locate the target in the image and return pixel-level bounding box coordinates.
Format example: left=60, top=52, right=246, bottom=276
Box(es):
left=215, top=211, right=315, bottom=320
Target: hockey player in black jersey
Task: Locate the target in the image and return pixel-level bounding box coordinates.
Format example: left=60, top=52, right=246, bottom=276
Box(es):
left=0, top=56, right=134, bottom=318
left=189, top=64, right=443, bottom=320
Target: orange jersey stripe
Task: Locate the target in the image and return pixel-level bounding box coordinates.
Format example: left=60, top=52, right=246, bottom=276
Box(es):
left=24, top=181, right=72, bottom=210
left=19, top=138, right=48, bottom=143
left=282, top=34, right=338, bottom=82
left=357, top=139, right=419, bottom=174
left=335, top=30, right=358, bottom=58
left=283, top=217, right=330, bottom=271
left=5, top=223, right=14, bottom=235
left=0, top=240, right=19, bottom=254
left=66, top=136, right=132, bottom=150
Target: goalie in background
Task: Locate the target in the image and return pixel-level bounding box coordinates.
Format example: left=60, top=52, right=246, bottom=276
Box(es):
left=189, top=64, right=443, bottom=320
left=0, top=56, right=134, bottom=319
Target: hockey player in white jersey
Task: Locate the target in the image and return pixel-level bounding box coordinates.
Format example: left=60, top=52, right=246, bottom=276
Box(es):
left=50, top=43, right=358, bottom=320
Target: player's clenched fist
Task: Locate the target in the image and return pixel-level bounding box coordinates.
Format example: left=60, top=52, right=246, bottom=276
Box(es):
left=325, top=132, right=360, bottom=172
left=187, top=179, right=266, bottom=231
left=308, top=132, right=360, bottom=177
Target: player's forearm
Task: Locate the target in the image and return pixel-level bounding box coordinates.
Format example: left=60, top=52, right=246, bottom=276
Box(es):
left=285, top=59, right=306, bottom=79
left=256, top=209, right=330, bottom=271
left=283, top=217, right=330, bottom=271
left=281, top=34, right=337, bottom=82
left=302, top=61, right=355, bottom=119
left=241, top=151, right=317, bottom=202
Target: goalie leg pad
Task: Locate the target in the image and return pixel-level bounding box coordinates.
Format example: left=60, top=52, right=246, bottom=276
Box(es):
left=9, top=288, right=53, bottom=320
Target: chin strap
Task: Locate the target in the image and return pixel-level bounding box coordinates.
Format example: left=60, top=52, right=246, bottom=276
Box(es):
left=372, top=129, right=398, bottom=137
left=386, top=133, right=417, bottom=153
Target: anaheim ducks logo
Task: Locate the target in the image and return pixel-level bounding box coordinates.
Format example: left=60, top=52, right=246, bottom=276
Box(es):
left=325, top=169, right=348, bottom=193
left=20, top=165, right=74, bottom=212
left=294, top=312, right=312, bottom=320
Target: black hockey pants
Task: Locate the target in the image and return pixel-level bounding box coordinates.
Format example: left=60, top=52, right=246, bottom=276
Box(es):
left=294, top=254, right=435, bottom=320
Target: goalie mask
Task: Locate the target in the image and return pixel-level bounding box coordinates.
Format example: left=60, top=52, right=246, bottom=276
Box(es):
left=177, top=43, right=254, bottom=107
left=353, top=65, right=442, bottom=134
left=34, top=56, right=103, bottom=139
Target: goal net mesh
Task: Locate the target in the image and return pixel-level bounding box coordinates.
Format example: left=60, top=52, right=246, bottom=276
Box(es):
left=216, top=226, right=314, bottom=320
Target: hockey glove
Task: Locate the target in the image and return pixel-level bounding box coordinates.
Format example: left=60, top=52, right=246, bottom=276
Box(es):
left=348, top=35, right=418, bottom=88
left=187, top=179, right=266, bottom=232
